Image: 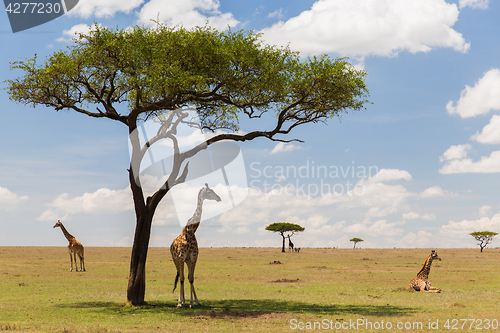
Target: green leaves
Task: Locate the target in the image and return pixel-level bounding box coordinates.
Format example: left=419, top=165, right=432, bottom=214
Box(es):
left=265, top=222, right=305, bottom=233
left=6, top=23, right=369, bottom=135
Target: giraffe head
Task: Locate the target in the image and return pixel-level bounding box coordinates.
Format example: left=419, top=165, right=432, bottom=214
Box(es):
left=53, top=220, right=62, bottom=228
left=430, top=250, right=441, bottom=261
left=201, top=183, right=221, bottom=202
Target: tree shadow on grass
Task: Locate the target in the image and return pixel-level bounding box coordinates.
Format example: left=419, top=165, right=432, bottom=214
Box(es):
left=56, top=299, right=417, bottom=318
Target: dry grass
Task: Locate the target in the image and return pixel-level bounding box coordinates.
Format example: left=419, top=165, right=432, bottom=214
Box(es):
left=0, top=247, right=499, bottom=332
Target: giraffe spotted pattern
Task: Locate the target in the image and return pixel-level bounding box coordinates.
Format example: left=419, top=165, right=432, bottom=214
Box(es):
left=53, top=220, right=86, bottom=272
left=170, top=184, right=221, bottom=308
left=409, top=250, right=441, bottom=293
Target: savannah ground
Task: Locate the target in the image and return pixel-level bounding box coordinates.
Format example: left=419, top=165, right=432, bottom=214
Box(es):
left=0, top=247, right=498, bottom=332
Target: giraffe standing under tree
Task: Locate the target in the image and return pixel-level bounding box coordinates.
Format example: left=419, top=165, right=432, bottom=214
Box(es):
left=288, top=236, right=294, bottom=252
left=53, top=220, right=86, bottom=272
left=170, top=184, right=221, bottom=308
left=409, top=250, right=441, bottom=292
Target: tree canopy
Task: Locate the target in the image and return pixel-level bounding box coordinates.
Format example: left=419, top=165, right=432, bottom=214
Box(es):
left=265, top=222, right=305, bottom=252
left=350, top=237, right=364, bottom=249
left=469, top=231, right=498, bottom=252
left=6, top=23, right=369, bottom=305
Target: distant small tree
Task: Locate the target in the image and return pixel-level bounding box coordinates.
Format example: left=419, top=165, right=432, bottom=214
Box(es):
left=469, top=231, right=498, bottom=252
left=265, top=222, right=305, bottom=252
left=350, top=237, right=363, bottom=249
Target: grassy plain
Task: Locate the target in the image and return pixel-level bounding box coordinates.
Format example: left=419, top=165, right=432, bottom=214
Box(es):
left=0, top=247, right=499, bottom=332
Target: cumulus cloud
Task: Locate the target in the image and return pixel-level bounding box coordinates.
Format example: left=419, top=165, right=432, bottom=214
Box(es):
left=439, top=213, right=500, bottom=241
left=446, top=69, right=500, bottom=118
left=136, top=0, right=239, bottom=30
left=440, top=144, right=471, bottom=162
left=219, top=168, right=424, bottom=237
left=439, top=150, right=500, bottom=174
left=260, top=0, right=469, bottom=63
left=479, top=205, right=492, bottom=216
left=402, top=211, right=420, bottom=220
left=0, top=186, right=28, bottom=211
left=37, top=187, right=133, bottom=221
left=343, top=219, right=405, bottom=237
left=471, top=114, right=500, bottom=144
left=369, top=168, right=412, bottom=183
left=419, top=185, right=454, bottom=199
left=68, top=0, right=143, bottom=18
left=403, top=211, right=436, bottom=220
left=395, top=230, right=434, bottom=248
left=459, top=0, right=489, bottom=9
left=269, top=142, right=303, bottom=155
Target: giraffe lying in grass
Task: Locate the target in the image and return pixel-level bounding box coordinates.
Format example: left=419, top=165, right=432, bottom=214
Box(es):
left=409, top=250, right=441, bottom=292
left=170, top=184, right=221, bottom=308
left=53, top=220, right=86, bottom=272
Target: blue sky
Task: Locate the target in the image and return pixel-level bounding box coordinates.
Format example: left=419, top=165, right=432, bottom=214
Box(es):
left=1, top=0, right=500, bottom=249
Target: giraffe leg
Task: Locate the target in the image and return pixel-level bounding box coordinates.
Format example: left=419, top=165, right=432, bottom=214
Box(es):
left=68, top=247, right=73, bottom=272
left=186, top=259, right=200, bottom=308
left=79, top=246, right=85, bottom=272
left=426, top=281, right=441, bottom=293
left=81, top=254, right=86, bottom=272
left=73, top=251, right=79, bottom=272
left=176, top=261, right=185, bottom=308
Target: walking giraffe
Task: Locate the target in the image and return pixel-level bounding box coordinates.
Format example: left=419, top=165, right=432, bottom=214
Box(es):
left=53, top=220, right=86, bottom=272
left=170, top=184, right=221, bottom=308
left=409, top=250, right=441, bottom=292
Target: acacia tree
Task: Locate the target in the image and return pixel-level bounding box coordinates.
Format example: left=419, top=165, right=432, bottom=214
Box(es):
left=469, top=231, right=498, bottom=252
left=265, top=222, right=305, bottom=252
left=350, top=237, right=363, bottom=249
left=6, top=24, right=369, bottom=305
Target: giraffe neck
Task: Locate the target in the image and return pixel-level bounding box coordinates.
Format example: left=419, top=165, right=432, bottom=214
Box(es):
left=186, top=191, right=205, bottom=226
left=59, top=224, right=75, bottom=242
left=417, top=255, right=433, bottom=279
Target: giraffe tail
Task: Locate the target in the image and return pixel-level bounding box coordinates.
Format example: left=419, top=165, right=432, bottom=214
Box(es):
left=173, top=272, right=179, bottom=292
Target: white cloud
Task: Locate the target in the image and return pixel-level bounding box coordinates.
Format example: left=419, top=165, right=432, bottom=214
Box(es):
left=343, top=219, right=405, bottom=237
left=402, top=212, right=436, bottom=220
left=471, top=114, right=500, bottom=144
left=275, top=175, right=287, bottom=183
left=136, top=0, right=239, bottom=30
left=439, top=213, right=500, bottom=241
left=439, top=150, right=500, bottom=174
left=56, top=23, right=103, bottom=43
left=440, top=144, right=471, bottom=162
left=402, top=211, right=420, bottom=219
left=368, top=168, right=412, bottom=183
left=69, top=0, right=143, bottom=18
left=446, top=69, right=500, bottom=118
left=395, top=230, right=434, bottom=248
left=459, top=0, right=489, bottom=9
left=422, top=213, right=437, bottom=220
left=37, top=187, right=133, bottom=221
left=479, top=205, right=492, bottom=216
left=260, top=0, right=469, bottom=62
left=269, top=142, right=303, bottom=155
left=0, top=187, right=28, bottom=211
left=268, top=8, right=284, bottom=19
left=419, top=186, right=452, bottom=199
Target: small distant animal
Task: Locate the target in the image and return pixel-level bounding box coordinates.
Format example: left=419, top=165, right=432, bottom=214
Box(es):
left=409, top=250, right=441, bottom=293
left=294, top=247, right=301, bottom=253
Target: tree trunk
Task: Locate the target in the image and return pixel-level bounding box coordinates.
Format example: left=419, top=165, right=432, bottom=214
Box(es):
left=281, top=234, right=285, bottom=252
left=127, top=210, right=153, bottom=305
